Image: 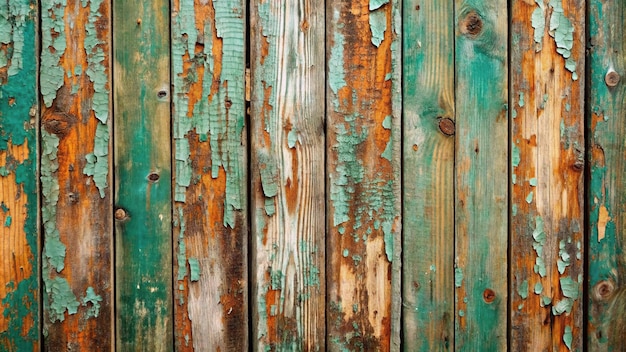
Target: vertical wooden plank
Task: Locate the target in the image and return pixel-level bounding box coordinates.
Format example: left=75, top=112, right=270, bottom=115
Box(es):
left=249, top=0, right=325, bottom=350
left=402, top=0, right=455, bottom=350
left=171, top=0, right=248, bottom=350
left=326, top=0, right=401, bottom=350
left=453, top=1, right=507, bottom=350
left=0, top=1, right=39, bottom=350
left=510, top=0, right=585, bottom=350
left=113, top=0, right=172, bottom=350
left=588, top=0, right=626, bottom=349
left=40, top=0, right=113, bottom=349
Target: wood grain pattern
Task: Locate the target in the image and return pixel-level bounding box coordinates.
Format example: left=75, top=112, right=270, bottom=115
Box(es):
left=453, top=1, right=508, bottom=350
left=588, top=0, right=626, bottom=349
left=171, top=0, right=248, bottom=350
left=40, top=1, right=113, bottom=350
left=510, top=0, right=585, bottom=350
left=250, top=0, right=325, bottom=350
left=0, top=2, right=39, bottom=351
left=326, top=0, right=401, bottom=350
left=113, top=0, right=172, bottom=350
left=402, top=0, right=455, bottom=350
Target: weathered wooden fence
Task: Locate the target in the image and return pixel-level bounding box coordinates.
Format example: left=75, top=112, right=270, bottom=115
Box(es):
left=0, top=0, right=624, bottom=351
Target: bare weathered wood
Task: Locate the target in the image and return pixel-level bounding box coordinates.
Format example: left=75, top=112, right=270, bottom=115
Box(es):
left=402, top=0, right=455, bottom=350
left=588, top=0, right=626, bottom=349
left=40, top=1, right=113, bottom=350
left=454, top=1, right=508, bottom=350
left=326, top=0, right=401, bottom=350
left=0, top=2, right=39, bottom=351
left=113, top=0, right=172, bottom=350
left=171, top=0, right=248, bottom=350
left=250, top=1, right=325, bottom=350
left=510, top=1, right=585, bottom=350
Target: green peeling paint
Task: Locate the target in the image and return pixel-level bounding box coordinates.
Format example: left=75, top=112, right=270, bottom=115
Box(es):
left=525, top=191, right=533, bottom=204
left=176, top=207, right=187, bottom=282
left=518, top=92, right=525, bottom=107
left=46, top=277, right=80, bottom=323
left=560, top=276, right=578, bottom=299
left=529, top=178, right=537, bottom=186
left=84, top=0, right=109, bottom=123
left=41, top=130, right=66, bottom=272
left=534, top=282, right=543, bottom=295
left=512, top=145, right=520, bottom=167
left=188, top=258, right=200, bottom=282
left=369, top=0, right=389, bottom=10
left=83, top=123, right=109, bottom=198
left=369, top=10, right=387, bottom=47
left=531, top=3, right=545, bottom=49
left=563, top=325, right=573, bottom=350
left=518, top=280, right=528, bottom=299
left=455, top=267, right=463, bottom=287
left=172, top=0, right=245, bottom=228
left=547, top=0, right=577, bottom=80
left=3, top=215, right=10, bottom=227
left=41, top=0, right=67, bottom=107
left=328, top=19, right=346, bottom=94
left=82, top=287, right=103, bottom=319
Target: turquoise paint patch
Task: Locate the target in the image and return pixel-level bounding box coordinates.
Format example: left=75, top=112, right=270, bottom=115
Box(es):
left=455, top=267, right=463, bottom=287
left=41, top=0, right=67, bottom=107
left=560, top=276, right=578, bottom=299
left=188, top=257, right=200, bottom=282
left=518, top=280, right=528, bottom=299
left=46, top=277, right=80, bottom=322
left=548, top=0, right=576, bottom=79
left=176, top=207, right=187, bottom=281
left=529, top=178, right=537, bottom=186
left=329, top=30, right=346, bottom=94
left=531, top=4, right=545, bottom=49
left=369, top=0, right=389, bottom=10
left=552, top=297, right=573, bottom=315
left=287, top=128, right=298, bottom=148
left=4, top=215, right=10, bottom=227
left=526, top=191, right=533, bottom=204
left=369, top=10, right=387, bottom=47
left=82, top=286, right=103, bottom=319
left=41, top=130, right=66, bottom=273
left=563, top=325, right=573, bottom=350
left=82, top=122, right=109, bottom=198
left=534, top=282, right=543, bottom=294
left=512, top=145, right=520, bottom=167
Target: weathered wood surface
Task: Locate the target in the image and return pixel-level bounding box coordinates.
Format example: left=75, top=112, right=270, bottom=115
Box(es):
left=326, top=0, right=402, bottom=350
left=171, top=0, right=248, bottom=350
left=454, top=1, right=508, bottom=350
left=250, top=0, right=325, bottom=350
left=0, top=2, right=39, bottom=351
left=113, top=0, right=172, bottom=350
left=510, top=0, right=585, bottom=350
left=588, top=0, right=626, bottom=349
left=40, top=0, right=113, bottom=350
left=402, top=0, right=455, bottom=350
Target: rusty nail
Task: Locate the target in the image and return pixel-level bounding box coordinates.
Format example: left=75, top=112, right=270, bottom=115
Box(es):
left=136, top=18, right=142, bottom=25
left=115, top=208, right=128, bottom=221
left=157, top=90, right=167, bottom=98
left=605, top=70, right=620, bottom=87
left=438, top=118, right=455, bottom=136
left=483, top=288, right=496, bottom=303
left=593, top=280, right=615, bottom=301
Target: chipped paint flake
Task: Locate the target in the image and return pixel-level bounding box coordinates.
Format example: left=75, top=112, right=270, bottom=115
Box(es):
left=548, top=0, right=577, bottom=80
left=82, top=287, right=103, bottom=319
left=46, top=277, right=80, bottom=323
left=531, top=3, right=545, bottom=50
left=82, top=122, right=109, bottom=198
left=369, top=10, right=387, bottom=47
left=563, top=325, right=573, bottom=350
left=188, top=258, right=200, bottom=282
left=518, top=280, right=528, bottom=299
left=455, top=267, right=463, bottom=287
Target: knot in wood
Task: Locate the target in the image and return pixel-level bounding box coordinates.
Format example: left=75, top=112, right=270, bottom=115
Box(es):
left=460, top=11, right=483, bottom=37
left=438, top=118, right=455, bottom=136
left=482, top=288, right=496, bottom=303
left=147, top=172, right=160, bottom=182
left=115, top=208, right=128, bottom=221
left=605, top=70, right=620, bottom=87
left=593, top=280, right=615, bottom=301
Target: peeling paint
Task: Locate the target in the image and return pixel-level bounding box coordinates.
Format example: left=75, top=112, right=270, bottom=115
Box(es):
left=188, top=258, right=200, bottom=282
left=455, top=267, right=463, bottom=287
left=531, top=2, right=545, bottom=50
left=46, top=277, right=80, bottom=323
left=41, top=130, right=65, bottom=272
left=518, top=280, right=528, bottom=299
left=82, top=287, right=103, bottom=319
left=534, top=282, right=543, bottom=295
left=82, top=122, right=109, bottom=198
left=369, top=10, right=387, bottom=47
left=547, top=0, right=577, bottom=80
left=41, top=0, right=67, bottom=107
left=328, top=26, right=346, bottom=94
left=563, top=325, right=573, bottom=350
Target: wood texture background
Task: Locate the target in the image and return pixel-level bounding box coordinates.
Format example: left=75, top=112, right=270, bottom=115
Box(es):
left=0, top=1, right=624, bottom=351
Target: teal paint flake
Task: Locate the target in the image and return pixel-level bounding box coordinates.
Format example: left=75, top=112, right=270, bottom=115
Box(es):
left=512, top=204, right=518, bottom=216
left=548, top=0, right=576, bottom=79
left=518, top=303, right=524, bottom=310
left=176, top=207, right=188, bottom=281
left=41, top=0, right=67, bottom=107
left=82, top=122, right=109, bottom=198
left=342, top=249, right=349, bottom=257
left=512, top=145, right=521, bottom=167
left=518, top=280, right=528, bottom=299
left=526, top=191, right=533, bottom=204
left=171, top=0, right=245, bottom=228
left=382, top=115, right=392, bottom=129
left=529, top=178, right=537, bottom=186
left=512, top=174, right=516, bottom=184
left=369, top=0, right=389, bottom=10
left=4, top=215, right=10, bottom=227
left=534, top=257, right=546, bottom=277
left=188, top=257, right=200, bottom=282
left=258, top=152, right=279, bottom=198
left=84, top=0, right=109, bottom=123
left=369, top=10, right=387, bottom=47
left=41, top=130, right=66, bottom=273
left=541, top=295, right=552, bottom=306
left=0, top=202, right=8, bottom=212
left=329, top=29, right=346, bottom=94
left=459, top=310, right=465, bottom=317
left=455, top=267, right=463, bottom=287
left=0, top=166, right=8, bottom=176
left=518, top=92, right=525, bottom=107
left=531, top=3, right=545, bottom=50
left=534, top=282, right=543, bottom=294
left=552, top=298, right=573, bottom=315
left=46, top=277, right=80, bottom=322
left=82, top=286, right=103, bottom=319
left=560, top=276, right=578, bottom=299
left=287, top=128, right=298, bottom=148
left=563, top=325, right=573, bottom=350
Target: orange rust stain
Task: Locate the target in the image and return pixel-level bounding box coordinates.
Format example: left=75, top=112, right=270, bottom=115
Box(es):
left=265, top=289, right=281, bottom=345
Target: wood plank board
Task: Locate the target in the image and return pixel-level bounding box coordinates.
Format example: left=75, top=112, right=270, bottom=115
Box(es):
left=326, top=0, right=402, bottom=350
left=250, top=0, right=326, bottom=350
left=0, top=2, right=39, bottom=351
left=40, top=0, right=113, bottom=349
left=402, top=0, right=455, bottom=350
left=113, top=0, right=172, bottom=350
left=510, top=0, right=585, bottom=350
left=453, top=1, right=508, bottom=350
left=171, top=0, right=248, bottom=350
left=587, top=0, right=626, bottom=349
